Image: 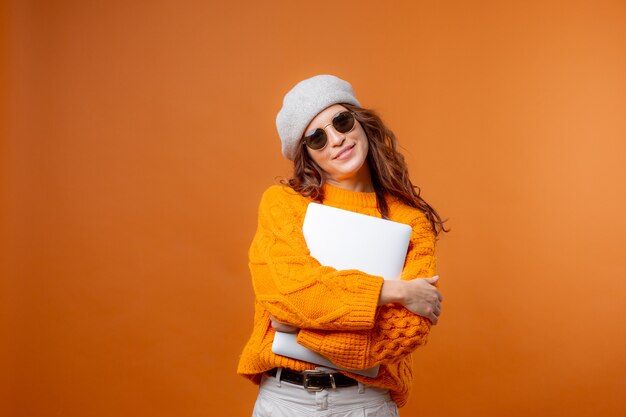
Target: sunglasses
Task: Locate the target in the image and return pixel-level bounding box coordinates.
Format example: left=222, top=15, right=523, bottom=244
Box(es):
left=302, top=111, right=357, bottom=151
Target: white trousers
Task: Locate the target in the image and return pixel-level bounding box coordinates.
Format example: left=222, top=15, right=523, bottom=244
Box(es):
left=252, top=371, right=399, bottom=417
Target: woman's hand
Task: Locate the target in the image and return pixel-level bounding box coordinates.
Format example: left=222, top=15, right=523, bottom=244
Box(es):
left=269, top=316, right=299, bottom=333
left=379, top=276, right=443, bottom=325
left=402, top=276, right=443, bottom=324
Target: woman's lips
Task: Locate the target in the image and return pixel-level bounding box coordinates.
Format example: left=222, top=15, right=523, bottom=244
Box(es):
left=334, top=144, right=355, bottom=160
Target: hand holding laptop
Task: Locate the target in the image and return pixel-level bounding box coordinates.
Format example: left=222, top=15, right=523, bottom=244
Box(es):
left=271, top=202, right=413, bottom=377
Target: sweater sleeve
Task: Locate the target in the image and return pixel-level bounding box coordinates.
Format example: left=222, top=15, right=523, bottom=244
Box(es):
left=249, top=186, right=384, bottom=331
left=295, top=212, right=437, bottom=370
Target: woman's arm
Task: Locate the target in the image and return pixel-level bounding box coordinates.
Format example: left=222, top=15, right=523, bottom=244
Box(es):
left=271, top=276, right=441, bottom=332
left=250, top=186, right=384, bottom=331
left=294, top=212, right=441, bottom=370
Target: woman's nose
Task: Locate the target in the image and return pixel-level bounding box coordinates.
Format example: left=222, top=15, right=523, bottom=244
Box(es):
left=325, top=126, right=346, bottom=147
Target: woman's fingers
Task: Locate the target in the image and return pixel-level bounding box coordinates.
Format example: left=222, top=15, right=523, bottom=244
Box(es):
left=270, top=316, right=299, bottom=333
left=422, top=275, right=443, bottom=302
left=424, top=275, right=439, bottom=285
left=428, top=305, right=441, bottom=325
left=429, top=310, right=438, bottom=325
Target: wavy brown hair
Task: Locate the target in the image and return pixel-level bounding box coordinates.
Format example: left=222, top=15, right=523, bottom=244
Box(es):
left=281, top=103, right=449, bottom=237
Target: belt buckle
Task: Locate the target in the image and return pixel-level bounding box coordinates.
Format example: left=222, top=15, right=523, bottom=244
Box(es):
left=302, top=370, right=325, bottom=392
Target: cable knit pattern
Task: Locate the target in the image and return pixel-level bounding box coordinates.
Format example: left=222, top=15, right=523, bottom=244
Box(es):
left=237, top=183, right=438, bottom=408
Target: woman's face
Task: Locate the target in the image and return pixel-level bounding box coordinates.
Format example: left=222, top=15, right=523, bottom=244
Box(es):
left=303, top=104, right=371, bottom=187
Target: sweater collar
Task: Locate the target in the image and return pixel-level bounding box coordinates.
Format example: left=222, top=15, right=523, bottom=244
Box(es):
left=322, top=183, right=379, bottom=208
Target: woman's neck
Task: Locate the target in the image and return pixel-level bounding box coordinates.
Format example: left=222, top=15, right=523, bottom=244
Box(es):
left=325, top=163, right=374, bottom=193
left=326, top=178, right=374, bottom=192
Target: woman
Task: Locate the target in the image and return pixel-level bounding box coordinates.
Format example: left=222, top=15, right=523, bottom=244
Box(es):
left=237, top=74, right=447, bottom=416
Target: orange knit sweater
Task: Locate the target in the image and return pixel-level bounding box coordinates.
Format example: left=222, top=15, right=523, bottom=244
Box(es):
left=236, top=183, right=437, bottom=407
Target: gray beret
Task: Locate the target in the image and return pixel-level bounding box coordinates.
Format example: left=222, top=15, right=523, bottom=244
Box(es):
left=276, top=74, right=361, bottom=160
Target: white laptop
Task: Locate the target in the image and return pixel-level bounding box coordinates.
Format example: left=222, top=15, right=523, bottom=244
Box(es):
left=271, top=202, right=412, bottom=377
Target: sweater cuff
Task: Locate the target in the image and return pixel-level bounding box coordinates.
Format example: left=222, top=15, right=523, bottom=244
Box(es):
left=345, top=274, right=384, bottom=329
left=296, top=329, right=325, bottom=352
left=297, top=328, right=370, bottom=370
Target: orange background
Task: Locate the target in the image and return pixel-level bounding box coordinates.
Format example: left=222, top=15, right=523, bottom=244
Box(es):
left=3, top=1, right=626, bottom=416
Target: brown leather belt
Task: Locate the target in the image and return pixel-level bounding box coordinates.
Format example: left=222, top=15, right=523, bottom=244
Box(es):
left=267, top=368, right=358, bottom=391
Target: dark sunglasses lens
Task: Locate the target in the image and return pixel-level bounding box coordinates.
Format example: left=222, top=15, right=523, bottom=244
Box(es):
left=305, top=129, right=327, bottom=150
left=333, top=111, right=355, bottom=133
